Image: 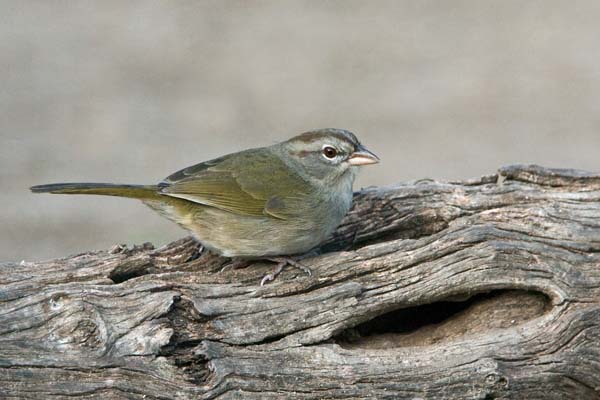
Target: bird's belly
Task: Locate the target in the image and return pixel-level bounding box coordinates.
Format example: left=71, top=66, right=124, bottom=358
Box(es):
left=144, top=192, right=352, bottom=258
left=189, top=209, right=330, bottom=257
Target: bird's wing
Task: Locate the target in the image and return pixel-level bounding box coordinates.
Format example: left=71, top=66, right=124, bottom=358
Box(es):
left=159, top=149, right=309, bottom=219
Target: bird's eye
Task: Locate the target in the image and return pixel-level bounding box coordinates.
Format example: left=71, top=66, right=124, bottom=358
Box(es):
left=322, top=146, right=338, bottom=159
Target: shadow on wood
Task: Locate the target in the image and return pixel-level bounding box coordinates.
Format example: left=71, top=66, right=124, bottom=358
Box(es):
left=1, top=164, right=600, bottom=399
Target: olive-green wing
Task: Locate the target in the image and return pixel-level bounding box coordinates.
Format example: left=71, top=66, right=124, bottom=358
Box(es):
left=159, top=149, right=309, bottom=219
left=161, top=155, right=229, bottom=183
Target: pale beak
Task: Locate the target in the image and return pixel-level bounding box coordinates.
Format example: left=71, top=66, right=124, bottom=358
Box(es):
left=348, top=145, right=380, bottom=166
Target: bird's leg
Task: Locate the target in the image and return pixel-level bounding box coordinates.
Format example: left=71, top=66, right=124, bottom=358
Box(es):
left=260, top=257, right=312, bottom=286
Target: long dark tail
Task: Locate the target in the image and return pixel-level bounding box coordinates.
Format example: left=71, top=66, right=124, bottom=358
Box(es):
left=30, top=183, right=162, bottom=200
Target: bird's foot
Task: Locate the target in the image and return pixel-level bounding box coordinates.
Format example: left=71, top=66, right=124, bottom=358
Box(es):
left=220, top=258, right=251, bottom=273
left=188, top=245, right=204, bottom=262
left=260, top=257, right=312, bottom=286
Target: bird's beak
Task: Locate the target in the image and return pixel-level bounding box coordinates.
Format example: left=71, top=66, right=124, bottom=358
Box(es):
left=348, top=145, right=380, bottom=166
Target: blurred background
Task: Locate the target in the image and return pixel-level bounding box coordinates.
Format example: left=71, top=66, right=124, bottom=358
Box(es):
left=2, top=1, right=600, bottom=262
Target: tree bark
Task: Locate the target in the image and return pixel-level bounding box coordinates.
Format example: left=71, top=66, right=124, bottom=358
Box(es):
left=2, top=164, right=600, bottom=399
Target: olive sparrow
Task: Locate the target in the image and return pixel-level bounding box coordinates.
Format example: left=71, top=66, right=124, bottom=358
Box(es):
left=31, top=128, right=379, bottom=284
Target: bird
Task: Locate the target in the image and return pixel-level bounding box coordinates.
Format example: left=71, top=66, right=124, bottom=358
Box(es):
left=31, top=128, right=379, bottom=284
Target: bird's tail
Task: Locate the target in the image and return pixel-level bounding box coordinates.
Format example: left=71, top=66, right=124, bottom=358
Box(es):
left=30, top=183, right=162, bottom=200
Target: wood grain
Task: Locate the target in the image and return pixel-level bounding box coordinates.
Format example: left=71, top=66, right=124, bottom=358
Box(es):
left=2, top=164, right=599, bottom=399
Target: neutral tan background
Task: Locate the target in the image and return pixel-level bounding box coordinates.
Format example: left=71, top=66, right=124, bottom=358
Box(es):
left=2, top=1, right=600, bottom=262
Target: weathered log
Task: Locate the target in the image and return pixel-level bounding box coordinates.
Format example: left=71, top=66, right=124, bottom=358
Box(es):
left=1, top=164, right=600, bottom=399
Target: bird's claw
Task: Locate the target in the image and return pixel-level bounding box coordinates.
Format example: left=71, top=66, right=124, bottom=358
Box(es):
left=260, top=273, right=276, bottom=286
left=220, top=259, right=251, bottom=273
left=260, top=257, right=312, bottom=286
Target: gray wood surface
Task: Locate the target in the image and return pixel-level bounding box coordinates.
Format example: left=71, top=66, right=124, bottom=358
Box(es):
left=2, top=164, right=599, bottom=399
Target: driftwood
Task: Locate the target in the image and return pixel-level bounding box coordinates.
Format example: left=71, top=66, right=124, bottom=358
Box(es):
left=2, top=164, right=600, bottom=399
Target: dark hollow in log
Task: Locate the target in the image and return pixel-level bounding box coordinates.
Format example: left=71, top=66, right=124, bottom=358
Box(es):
left=335, top=290, right=552, bottom=349
left=1, top=164, right=600, bottom=399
